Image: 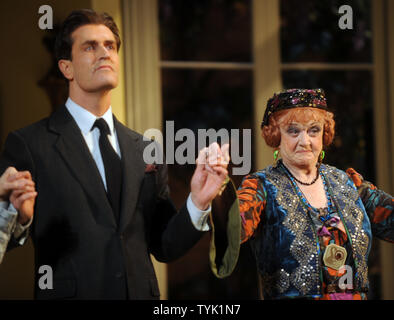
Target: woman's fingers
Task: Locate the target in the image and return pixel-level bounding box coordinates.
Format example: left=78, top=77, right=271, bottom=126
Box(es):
left=197, top=142, right=231, bottom=175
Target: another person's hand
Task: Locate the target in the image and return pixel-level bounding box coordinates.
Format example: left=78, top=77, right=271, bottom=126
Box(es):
left=10, top=188, right=37, bottom=225
left=0, top=167, right=35, bottom=200
left=0, top=167, right=37, bottom=225
left=190, top=143, right=230, bottom=210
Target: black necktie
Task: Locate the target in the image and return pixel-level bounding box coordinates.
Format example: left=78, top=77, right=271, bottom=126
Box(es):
left=92, top=118, right=122, bottom=223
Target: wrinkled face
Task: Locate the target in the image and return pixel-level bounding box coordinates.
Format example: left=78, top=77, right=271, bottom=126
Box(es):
left=279, top=120, right=324, bottom=168
left=60, top=24, right=119, bottom=93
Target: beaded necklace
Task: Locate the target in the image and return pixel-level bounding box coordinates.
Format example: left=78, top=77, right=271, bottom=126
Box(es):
left=281, top=162, right=336, bottom=223
left=283, top=164, right=320, bottom=186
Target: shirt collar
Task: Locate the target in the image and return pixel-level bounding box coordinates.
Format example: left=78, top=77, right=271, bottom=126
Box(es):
left=65, top=98, right=115, bottom=135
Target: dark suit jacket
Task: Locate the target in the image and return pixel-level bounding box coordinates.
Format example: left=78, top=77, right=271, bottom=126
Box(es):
left=0, top=106, right=205, bottom=300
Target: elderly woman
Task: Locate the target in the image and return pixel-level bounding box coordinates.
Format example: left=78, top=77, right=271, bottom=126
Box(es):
left=0, top=167, right=36, bottom=263
left=210, top=88, right=393, bottom=300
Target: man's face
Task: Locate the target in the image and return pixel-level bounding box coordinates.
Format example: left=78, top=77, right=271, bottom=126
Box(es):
left=62, top=24, right=119, bottom=93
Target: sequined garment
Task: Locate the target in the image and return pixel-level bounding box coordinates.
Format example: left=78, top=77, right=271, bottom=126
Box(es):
left=210, top=163, right=393, bottom=300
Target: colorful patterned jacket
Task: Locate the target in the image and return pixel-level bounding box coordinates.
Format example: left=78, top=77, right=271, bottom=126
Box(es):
left=210, top=162, right=393, bottom=299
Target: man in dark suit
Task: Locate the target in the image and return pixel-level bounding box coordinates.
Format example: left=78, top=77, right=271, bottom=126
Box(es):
left=0, top=9, right=229, bottom=299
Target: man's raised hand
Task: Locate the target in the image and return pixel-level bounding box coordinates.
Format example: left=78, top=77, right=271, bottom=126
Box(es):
left=190, top=143, right=230, bottom=210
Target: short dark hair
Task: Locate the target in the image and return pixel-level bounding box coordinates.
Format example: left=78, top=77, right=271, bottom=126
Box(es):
left=55, top=9, right=121, bottom=62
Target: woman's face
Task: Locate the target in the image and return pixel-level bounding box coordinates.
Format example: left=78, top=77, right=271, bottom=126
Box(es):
left=279, top=120, right=324, bottom=169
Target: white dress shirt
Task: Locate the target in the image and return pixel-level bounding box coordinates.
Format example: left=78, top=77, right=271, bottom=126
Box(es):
left=65, top=98, right=210, bottom=231
left=66, top=98, right=120, bottom=191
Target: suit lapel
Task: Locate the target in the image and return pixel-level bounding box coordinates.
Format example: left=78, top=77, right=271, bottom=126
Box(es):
left=48, top=106, right=117, bottom=229
left=114, top=117, right=146, bottom=232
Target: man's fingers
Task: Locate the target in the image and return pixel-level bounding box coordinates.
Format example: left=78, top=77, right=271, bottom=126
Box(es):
left=203, top=164, right=228, bottom=178
left=211, top=166, right=228, bottom=177
left=4, top=178, right=35, bottom=190
left=19, top=185, right=36, bottom=192
left=3, top=167, right=18, bottom=177
left=10, top=187, right=35, bottom=199
left=16, top=191, right=37, bottom=203
left=12, top=191, right=37, bottom=209
left=7, top=170, right=32, bottom=182
left=10, top=189, right=24, bottom=199
left=221, top=143, right=230, bottom=164
left=204, top=164, right=216, bottom=174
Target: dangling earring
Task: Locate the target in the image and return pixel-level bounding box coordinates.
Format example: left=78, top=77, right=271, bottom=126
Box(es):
left=273, top=149, right=280, bottom=165
left=319, top=150, right=325, bottom=163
